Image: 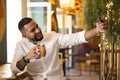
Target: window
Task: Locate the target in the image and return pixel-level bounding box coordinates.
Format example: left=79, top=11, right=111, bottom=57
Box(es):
left=7, top=0, right=22, bottom=63
left=27, top=2, right=51, bottom=33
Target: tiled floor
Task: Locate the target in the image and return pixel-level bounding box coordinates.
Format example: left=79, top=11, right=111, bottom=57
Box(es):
left=65, top=68, right=100, bottom=80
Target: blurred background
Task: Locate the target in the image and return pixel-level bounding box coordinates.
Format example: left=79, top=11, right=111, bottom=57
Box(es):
left=0, top=0, right=120, bottom=80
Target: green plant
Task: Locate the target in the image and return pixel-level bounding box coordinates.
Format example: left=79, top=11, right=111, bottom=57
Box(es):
left=83, top=0, right=120, bottom=43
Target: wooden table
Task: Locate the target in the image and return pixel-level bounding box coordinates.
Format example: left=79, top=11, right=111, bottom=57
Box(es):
left=0, top=64, right=15, bottom=80
left=0, top=64, right=28, bottom=80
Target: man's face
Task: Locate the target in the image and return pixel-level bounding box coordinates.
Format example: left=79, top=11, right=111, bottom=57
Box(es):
left=23, top=20, right=43, bottom=42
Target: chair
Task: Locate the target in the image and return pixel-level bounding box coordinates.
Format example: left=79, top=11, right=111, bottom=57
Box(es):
left=74, top=52, right=100, bottom=75
left=59, top=47, right=70, bottom=76
left=85, top=52, right=100, bottom=75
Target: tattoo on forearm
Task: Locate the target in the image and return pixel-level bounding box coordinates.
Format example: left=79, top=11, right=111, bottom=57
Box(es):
left=16, top=58, right=27, bottom=71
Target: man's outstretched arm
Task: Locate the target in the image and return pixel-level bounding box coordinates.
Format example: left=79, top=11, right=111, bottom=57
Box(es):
left=85, top=21, right=108, bottom=41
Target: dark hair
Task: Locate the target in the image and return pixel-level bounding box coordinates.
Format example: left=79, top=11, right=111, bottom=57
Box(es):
left=18, top=17, right=32, bottom=32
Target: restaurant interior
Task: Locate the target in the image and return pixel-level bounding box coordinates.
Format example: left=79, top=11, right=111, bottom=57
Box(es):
left=0, top=0, right=120, bottom=80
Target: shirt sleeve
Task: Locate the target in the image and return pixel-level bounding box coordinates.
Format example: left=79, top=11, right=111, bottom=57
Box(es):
left=58, top=31, right=87, bottom=46
left=11, top=42, right=26, bottom=75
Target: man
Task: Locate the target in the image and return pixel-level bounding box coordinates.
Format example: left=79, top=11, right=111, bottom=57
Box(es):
left=11, top=17, right=107, bottom=80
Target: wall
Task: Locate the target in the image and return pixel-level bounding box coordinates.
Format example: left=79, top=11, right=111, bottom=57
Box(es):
left=0, top=33, right=7, bottom=64
left=0, top=0, right=7, bottom=64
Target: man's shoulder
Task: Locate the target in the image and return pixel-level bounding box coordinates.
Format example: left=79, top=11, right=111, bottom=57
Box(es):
left=43, top=31, right=60, bottom=41
left=43, top=31, right=58, bottom=37
left=44, top=31, right=57, bottom=35
left=16, top=38, right=29, bottom=46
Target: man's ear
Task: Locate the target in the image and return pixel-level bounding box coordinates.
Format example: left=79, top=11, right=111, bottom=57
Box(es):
left=22, top=34, right=26, bottom=37
left=21, top=29, right=27, bottom=37
left=22, top=32, right=26, bottom=37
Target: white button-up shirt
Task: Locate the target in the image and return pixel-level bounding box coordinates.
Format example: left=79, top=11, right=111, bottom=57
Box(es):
left=11, top=31, right=87, bottom=80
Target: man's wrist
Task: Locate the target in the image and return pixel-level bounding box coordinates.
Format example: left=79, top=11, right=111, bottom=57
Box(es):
left=96, top=27, right=101, bottom=36
left=23, top=56, right=30, bottom=63
left=16, top=57, right=29, bottom=71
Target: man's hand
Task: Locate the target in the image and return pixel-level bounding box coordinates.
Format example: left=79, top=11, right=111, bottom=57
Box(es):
left=35, top=45, right=46, bottom=59
left=16, top=45, right=46, bottom=71
left=85, top=20, right=108, bottom=41
left=25, top=45, right=46, bottom=60
left=96, top=20, right=108, bottom=34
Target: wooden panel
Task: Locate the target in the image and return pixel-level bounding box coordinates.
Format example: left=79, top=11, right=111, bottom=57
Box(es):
left=0, top=0, right=7, bottom=65
left=0, top=0, right=6, bottom=42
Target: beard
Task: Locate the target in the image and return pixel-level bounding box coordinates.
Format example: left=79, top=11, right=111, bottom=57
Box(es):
left=30, top=33, right=43, bottom=43
left=33, top=32, right=43, bottom=41
left=30, top=35, right=43, bottom=45
left=34, top=35, right=43, bottom=41
left=30, top=30, right=43, bottom=43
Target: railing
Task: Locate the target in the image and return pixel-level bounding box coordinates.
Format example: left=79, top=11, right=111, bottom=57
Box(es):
left=100, top=49, right=120, bottom=80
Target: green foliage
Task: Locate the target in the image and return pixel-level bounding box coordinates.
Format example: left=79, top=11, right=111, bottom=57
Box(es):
left=83, top=0, right=107, bottom=30
left=83, top=0, right=120, bottom=43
